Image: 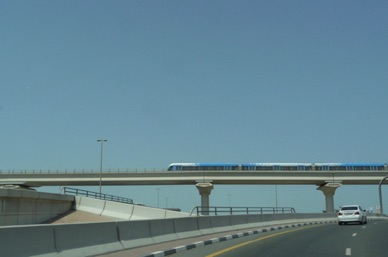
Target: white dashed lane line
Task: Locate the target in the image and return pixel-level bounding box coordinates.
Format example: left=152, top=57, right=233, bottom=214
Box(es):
left=352, top=233, right=357, bottom=237
left=346, top=248, right=352, bottom=256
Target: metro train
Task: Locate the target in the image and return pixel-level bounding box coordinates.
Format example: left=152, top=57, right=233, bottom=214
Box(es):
left=167, top=162, right=388, bottom=171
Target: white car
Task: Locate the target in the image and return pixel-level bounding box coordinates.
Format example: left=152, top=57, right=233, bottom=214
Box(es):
left=338, top=205, right=367, bottom=225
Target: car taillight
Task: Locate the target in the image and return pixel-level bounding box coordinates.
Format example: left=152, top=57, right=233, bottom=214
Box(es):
left=355, top=211, right=360, bottom=215
left=338, top=213, right=343, bottom=216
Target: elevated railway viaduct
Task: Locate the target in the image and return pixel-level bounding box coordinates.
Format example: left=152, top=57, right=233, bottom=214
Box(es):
left=1, top=169, right=388, bottom=213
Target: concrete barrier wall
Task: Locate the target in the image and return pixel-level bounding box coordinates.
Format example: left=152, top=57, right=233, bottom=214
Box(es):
left=75, top=196, right=191, bottom=220
left=74, top=196, right=105, bottom=215
left=101, top=200, right=134, bottom=219
left=0, top=213, right=339, bottom=257
left=0, top=224, right=56, bottom=257
left=174, top=217, right=202, bottom=238
left=197, top=216, right=213, bottom=235
left=54, top=222, right=124, bottom=257
left=149, top=218, right=179, bottom=243
left=130, top=205, right=169, bottom=220
left=210, top=215, right=232, bottom=233
left=118, top=220, right=155, bottom=249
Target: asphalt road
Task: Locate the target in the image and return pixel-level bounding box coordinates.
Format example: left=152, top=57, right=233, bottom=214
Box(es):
left=170, top=220, right=388, bottom=257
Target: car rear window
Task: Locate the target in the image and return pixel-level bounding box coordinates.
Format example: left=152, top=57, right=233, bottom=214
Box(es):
left=341, top=206, right=358, bottom=211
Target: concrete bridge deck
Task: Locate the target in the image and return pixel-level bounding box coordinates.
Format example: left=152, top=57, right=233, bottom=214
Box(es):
left=1, top=170, right=388, bottom=187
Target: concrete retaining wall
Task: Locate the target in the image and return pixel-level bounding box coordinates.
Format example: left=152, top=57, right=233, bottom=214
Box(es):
left=0, top=189, right=74, bottom=226
left=0, top=213, right=339, bottom=257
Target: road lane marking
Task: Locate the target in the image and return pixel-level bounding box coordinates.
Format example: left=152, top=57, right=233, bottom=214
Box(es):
left=346, top=248, right=351, bottom=255
left=205, top=226, right=321, bottom=257
left=352, top=233, right=357, bottom=237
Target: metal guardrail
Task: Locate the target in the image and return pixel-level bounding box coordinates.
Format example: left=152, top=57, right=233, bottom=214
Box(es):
left=190, top=206, right=296, bottom=216
left=63, top=187, right=134, bottom=204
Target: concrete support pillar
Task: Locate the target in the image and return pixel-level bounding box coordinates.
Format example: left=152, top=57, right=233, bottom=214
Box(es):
left=317, top=182, right=342, bottom=213
left=196, top=182, right=214, bottom=215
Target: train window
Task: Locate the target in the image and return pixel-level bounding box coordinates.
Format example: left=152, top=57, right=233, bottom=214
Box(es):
left=329, top=166, right=346, bottom=171
left=283, top=166, right=296, bottom=170
left=201, top=166, right=224, bottom=170
left=255, top=166, right=273, bottom=170
left=353, top=166, right=370, bottom=171
left=182, top=166, right=194, bottom=171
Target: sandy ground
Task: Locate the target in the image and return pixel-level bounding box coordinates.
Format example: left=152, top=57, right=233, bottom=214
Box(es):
left=47, top=210, right=123, bottom=224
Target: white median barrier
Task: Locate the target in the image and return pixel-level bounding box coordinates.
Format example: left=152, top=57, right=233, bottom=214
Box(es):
left=0, top=224, right=56, bottom=257
left=165, top=209, right=191, bottom=218
left=118, top=220, right=155, bottom=249
left=54, top=222, right=123, bottom=257
left=130, top=205, right=168, bottom=220
left=101, top=201, right=134, bottom=220
left=75, top=196, right=105, bottom=215
left=174, top=217, right=202, bottom=238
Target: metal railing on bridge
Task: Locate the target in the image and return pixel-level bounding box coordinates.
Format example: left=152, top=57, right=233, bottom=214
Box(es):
left=190, top=206, right=296, bottom=216
left=63, top=187, right=134, bottom=204
left=0, top=168, right=165, bottom=174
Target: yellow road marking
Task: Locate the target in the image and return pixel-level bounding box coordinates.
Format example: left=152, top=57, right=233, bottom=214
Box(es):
left=206, top=225, right=320, bottom=257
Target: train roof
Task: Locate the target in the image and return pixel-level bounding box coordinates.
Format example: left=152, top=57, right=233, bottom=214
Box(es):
left=314, top=163, right=386, bottom=166
left=168, top=163, right=239, bottom=167
left=243, top=163, right=313, bottom=166
left=168, top=162, right=387, bottom=167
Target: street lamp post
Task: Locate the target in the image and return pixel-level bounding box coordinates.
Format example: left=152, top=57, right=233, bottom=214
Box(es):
left=97, top=139, right=107, bottom=195
left=156, top=188, right=160, bottom=208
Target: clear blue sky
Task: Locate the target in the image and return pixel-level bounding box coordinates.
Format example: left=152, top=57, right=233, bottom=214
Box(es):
left=1, top=1, right=387, bottom=213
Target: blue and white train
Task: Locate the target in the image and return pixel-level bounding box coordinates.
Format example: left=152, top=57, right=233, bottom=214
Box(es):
left=167, top=162, right=388, bottom=171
